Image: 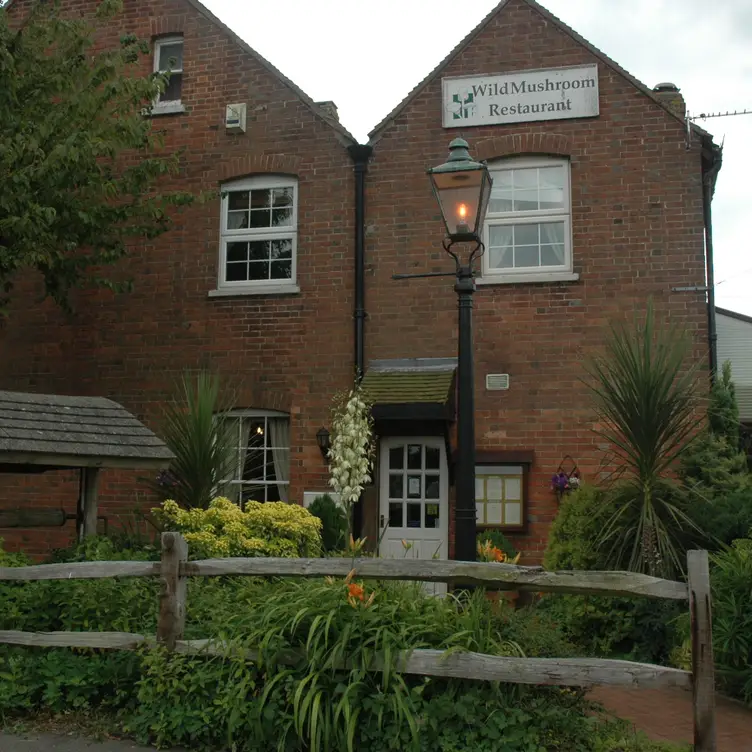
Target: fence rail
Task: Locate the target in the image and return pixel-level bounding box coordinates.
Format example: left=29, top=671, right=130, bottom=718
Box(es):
left=0, top=533, right=716, bottom=751
left=0, top=629, right=692, bottom=690
left=0, top=556, right=688, bottom=600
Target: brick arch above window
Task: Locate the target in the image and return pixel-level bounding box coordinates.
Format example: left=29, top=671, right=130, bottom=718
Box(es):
left=475, top=133, right=572, bottom=162
left=149, top=16, right=188, bottom=36
left=218, top=154, right=303, bottom=183
left=246, top=388, right=293, bottom=414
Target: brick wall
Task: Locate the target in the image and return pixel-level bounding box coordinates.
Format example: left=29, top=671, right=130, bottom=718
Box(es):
left=363, top=0, right=710, bottom=560
left=0, top=0, right=712, bottom=563
left=0, top=0, right=357, bottom=554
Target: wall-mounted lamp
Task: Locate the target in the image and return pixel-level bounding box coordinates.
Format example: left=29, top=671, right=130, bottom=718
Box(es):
left=316, top=427, right=331, bottom=458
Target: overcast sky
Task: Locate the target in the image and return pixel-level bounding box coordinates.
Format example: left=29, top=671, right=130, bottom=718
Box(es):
left=204, top=0, right=751, bottom=316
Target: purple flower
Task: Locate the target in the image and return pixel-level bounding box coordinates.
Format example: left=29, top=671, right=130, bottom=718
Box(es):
left=551, top=472, right=570, bottom=492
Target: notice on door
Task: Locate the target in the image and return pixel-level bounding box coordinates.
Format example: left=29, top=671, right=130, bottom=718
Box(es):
left=442, top=64, right=599, bottom=128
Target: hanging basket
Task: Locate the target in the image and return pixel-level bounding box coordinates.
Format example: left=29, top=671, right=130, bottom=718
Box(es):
left=551, top=455, right=580, bottom=501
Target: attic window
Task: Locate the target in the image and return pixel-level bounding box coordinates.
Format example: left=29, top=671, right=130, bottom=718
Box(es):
left=153, top=36, right=184, bottom=114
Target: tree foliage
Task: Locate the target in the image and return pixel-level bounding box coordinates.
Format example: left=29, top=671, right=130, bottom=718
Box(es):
left=0, top=0, right=195, bottom=312
left=681, top=360, right=749, bottom=496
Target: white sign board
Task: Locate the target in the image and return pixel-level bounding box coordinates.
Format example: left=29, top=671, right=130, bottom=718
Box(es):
left=442, top=64, right=599, bottom=128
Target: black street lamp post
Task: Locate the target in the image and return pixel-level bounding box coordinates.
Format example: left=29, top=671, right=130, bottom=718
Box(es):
left=427, top=139, right=493, bottom=562
left=393, top=138, right=492, bottom=562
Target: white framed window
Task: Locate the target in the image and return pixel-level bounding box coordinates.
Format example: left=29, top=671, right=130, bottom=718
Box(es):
left=475, top=465, right=525, bottom=531
left=480, top=157, right=577, bottom=284
left=215, top=175, right=298, bottom=295
left=222, top=411, right=290, bottom=504
left=153, top=36, right=184, bottom=114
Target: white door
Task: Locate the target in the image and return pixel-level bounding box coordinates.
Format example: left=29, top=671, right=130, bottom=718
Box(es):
left=379, top=438, right=448, bottom=593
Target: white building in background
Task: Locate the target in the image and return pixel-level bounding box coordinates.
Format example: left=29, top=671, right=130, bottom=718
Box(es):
left=716, top=308, right=752, bottom=424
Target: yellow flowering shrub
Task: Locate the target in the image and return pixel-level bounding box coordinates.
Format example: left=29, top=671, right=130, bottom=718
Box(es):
left=152, top=497, right=322, bottom=559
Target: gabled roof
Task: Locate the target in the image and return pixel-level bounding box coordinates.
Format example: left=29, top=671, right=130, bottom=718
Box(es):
left=181, top=0, right=357, bottom=145
left=0, top=390, right=174, bottom=469
left=1, top=0, right=357, bottom=145
left=368, top=0, right=712, bottom=146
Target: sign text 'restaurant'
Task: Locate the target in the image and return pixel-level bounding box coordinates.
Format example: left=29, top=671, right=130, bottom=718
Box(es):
left=443, top=64, right=599, bottom=128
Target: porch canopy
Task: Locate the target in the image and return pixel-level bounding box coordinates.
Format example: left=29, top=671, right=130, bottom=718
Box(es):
left=0, top=390, right=173, bottom=538
left=361, top=358, right=457, bottom=423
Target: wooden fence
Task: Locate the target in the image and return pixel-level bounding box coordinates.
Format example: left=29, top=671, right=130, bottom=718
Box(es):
left=0, top=533, right=716, bottom=751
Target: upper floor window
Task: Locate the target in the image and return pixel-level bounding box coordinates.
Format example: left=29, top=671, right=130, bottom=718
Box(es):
left=153, top=36, right=184, bottom=112
left=218, top=175, right=298, bottom=292
left=481, top=157, right=572, bottom=281
left=223, top=410, right=290, bottom=504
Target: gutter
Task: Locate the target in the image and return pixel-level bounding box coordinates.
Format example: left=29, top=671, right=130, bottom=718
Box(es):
left=346, top=144, right=372, bottom=542
left=702, top=140, right=723, bottom=381
left=347, top=144, right=373, bottom=381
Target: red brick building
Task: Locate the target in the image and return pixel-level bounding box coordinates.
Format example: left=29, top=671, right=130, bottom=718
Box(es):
left=0, top=0, right=721, bottom=562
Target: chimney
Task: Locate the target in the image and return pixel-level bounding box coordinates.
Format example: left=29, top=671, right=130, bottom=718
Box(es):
left=652, top=82, right=685, bottom=118
left=316, top=101, right=339, bottom=122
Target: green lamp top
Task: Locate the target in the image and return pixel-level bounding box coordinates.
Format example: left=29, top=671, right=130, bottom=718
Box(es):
left=428, top=138, right=487, bottom=175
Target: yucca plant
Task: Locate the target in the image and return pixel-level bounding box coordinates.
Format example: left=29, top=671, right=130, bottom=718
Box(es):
left=150, top=371, right=236, bottom=509
left=586, top=303, right=703, bottom=577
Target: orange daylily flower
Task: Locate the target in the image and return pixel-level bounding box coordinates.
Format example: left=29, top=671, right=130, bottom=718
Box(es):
left=348, top=583, right=365, bottom=601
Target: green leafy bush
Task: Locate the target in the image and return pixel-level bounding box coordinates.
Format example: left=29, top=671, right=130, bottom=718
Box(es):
left=307, top=494, right=348, bottom=552
left=541, top=488, right=683, bottom=664
left=152, top=497, right=322, bottom=558
left=0, top=537, right=158, bottom=634
left=681, top=432, right=749, bottom=497
left=125, top=578, right=637, bottom=752
left=0, top=534, right=670, bottom=752
left=675, top=535, right=752, bottom=704
left=680, top=360, right=751, bottom=547
left=688, top=486, right=752, bottom=550
left=543, top=485, right=608, bottom=571
left=0, top=536, right=688, bottom=750
left=706, top=536, right=752, bottom=703
left=0, top=649, right=139, bottom=719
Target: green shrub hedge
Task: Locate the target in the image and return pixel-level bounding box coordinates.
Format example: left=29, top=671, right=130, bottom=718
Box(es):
left=541, top=487, right=684, bottom=664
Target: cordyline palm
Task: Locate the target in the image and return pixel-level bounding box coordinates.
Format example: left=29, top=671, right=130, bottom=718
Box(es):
left=586, top=303, right=702, bottom=577
left=153, top=371, right=236, bottom=509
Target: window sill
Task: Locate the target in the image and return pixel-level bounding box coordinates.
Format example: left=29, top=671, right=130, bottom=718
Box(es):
left=476, top=271, right=580, bottom=286
left=477, top=524, right=526, bottom=533
left=208, top=284, right=301, bottom=298
left=147, top=102, right=186, bottom=116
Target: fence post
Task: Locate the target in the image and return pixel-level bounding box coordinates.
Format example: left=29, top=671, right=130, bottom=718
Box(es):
left=157, top=532, right=188, bottom=651
left=687, top=549, right=716, bottom=752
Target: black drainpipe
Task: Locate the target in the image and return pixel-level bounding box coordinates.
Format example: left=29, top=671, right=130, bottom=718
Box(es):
left=347, top=144, right=373, bottom=381
left=702, top=142, right=723, bottom=382
left=347, top=144, right=372, bottom=540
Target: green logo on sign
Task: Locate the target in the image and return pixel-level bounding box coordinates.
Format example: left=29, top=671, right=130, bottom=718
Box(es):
left=451, top=90, right=475, bottom=120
